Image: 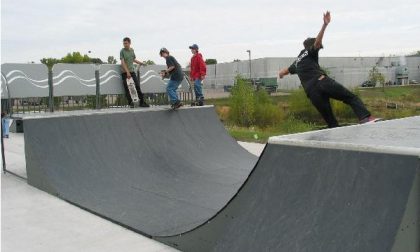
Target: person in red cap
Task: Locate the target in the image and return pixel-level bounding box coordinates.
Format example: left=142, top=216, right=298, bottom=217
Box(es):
left=189, top=44, right=207, bottom=106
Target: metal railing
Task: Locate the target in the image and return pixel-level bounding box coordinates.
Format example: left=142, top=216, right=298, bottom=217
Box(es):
left=1, top=63, right=196, bottom=116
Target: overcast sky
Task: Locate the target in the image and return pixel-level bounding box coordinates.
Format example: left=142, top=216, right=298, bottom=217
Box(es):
left=1, top=0, right=419, bottom=66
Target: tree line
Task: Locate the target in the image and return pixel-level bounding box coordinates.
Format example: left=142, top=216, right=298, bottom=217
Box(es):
left=40, top=52, right=155, bottom=70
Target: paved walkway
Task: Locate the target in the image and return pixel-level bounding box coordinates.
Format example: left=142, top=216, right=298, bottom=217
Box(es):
left=1, top=132, right=264, bottom=252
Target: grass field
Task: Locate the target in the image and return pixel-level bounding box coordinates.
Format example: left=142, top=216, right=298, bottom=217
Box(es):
left=208, top=85, right=420, bottom=143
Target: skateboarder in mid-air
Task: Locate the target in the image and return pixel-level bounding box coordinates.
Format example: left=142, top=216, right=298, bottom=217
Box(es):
left=159, top=48, right=184, bottom=110
left=189, top=44, right=207, bottom=106
left=120, top=37, right=149, bottom=108
left=279, top=11, right=379, bottom=128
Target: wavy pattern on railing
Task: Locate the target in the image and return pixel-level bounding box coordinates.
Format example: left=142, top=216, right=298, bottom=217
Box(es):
left=140, top=75, right=166, bottom=85
left=6, top=70, right=49, bottom=88
left=140, top=70, right=159, bottom=79
left=1, top=64, right=190, bottom=98
left=4, top=68, right=171, bottom=89
left=5, top=69, right=122, bottom=88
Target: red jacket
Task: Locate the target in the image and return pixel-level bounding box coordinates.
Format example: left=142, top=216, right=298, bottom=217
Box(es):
left=190, top=53, right=207, bottom=80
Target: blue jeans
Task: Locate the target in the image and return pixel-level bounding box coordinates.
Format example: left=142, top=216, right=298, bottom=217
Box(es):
left=2, top=118, right=10, bottom=137
left=167, top=79, right=181, bottom=104
left=194, top=79, right=204, bottom=101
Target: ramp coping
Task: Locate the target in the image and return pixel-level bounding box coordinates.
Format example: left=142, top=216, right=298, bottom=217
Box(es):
left=19, top=105, right=215, bottom=120
left=269, top=116, right=420, bottom=157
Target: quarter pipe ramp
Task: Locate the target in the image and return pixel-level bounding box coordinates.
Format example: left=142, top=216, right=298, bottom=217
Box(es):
left=22, top=107, right=419, bottom=251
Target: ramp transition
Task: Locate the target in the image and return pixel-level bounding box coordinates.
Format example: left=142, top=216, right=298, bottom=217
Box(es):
left=23, top=107, right=419, bottom=251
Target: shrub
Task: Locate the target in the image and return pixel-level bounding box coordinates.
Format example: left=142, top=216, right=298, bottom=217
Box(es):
left=228, top=76, right=283, bottom=128
left=288, top=88, right=320, bottom=122
left=278, top=116, right=316, bottom=134
left=288, top=88, right=364, bottom=123
left=368, top=66, right=385, bottom=87
left=331, top=88, right=361, bottom=121
left=229, top=76, right=255, bottom=127
left=86, top=95, right=107, bottom=109
left=254, top=89, right=283, bottom=128
left=331, top=100, right=354, bottom=120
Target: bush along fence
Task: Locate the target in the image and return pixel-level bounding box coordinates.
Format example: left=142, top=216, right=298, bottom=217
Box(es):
left=1, top=63, right=193, bottom=115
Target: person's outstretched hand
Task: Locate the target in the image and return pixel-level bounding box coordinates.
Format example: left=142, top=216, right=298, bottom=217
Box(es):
left=323, top=11, right=331, bottom=25
left=278, top=68, right=288, bottom=79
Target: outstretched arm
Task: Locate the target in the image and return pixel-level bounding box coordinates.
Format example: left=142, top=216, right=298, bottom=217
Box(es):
left=314, top=11, right=331, bottom=49
left=134, top=59, right=146, bottom=66
left=278, top=68, right=289, bottom=79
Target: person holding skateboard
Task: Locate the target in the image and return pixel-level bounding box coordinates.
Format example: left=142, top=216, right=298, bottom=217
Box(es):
left=278, top=11, right=379, bottom=128
left=159, top=48, right=183, bottom=110
left=189, top=44, right=207, bottom=106
left=120, top=37, right=149, bottom=108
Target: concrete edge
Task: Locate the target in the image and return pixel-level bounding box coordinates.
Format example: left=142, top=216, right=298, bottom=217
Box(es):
left=268, top=139, right=420, bottom=157
left=18, top=105, right=215, bottom=120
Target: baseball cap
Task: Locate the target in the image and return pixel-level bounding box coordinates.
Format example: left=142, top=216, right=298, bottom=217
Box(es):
left=189, top=44, right=199, bottom=50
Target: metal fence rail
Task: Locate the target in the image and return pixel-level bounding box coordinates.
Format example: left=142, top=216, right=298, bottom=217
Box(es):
left=1, top=63, right=194, bottom=115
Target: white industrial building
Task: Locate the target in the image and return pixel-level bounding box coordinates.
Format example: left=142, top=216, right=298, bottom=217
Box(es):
left=204, top=56, right=420, bottom=90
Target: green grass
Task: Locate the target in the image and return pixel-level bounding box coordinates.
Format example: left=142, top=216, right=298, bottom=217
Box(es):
left=206, top=93, right=291, bottom=107
left=206, top=97, right=230, bottom=107
left=226, top=117, right=318, bottom=143
left=358, top=85, right=420, bottom=119
left=208, top=85, right=420, bottom=143
left=358, top=85, right=420, bottom=101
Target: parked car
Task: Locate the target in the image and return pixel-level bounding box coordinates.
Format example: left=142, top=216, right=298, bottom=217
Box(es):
left=223, top=85, right=233, bottom=92
left=409, top=80, right=419, bottom=84
left=361, top=81, right=376, bottom=87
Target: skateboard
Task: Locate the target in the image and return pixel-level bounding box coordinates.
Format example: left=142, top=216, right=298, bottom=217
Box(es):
left=126, top=77, right=140, bottom=107
left=183, top=74, right=197, bottom=106
left=171, top=102, right=183, bottom=110
left=160, top=70, right=170, bottom=80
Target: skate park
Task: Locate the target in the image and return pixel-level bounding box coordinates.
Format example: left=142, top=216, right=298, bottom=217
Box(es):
left=2, top=1, right=420, bottom=251
left=1, top=61, right=419, bottom=251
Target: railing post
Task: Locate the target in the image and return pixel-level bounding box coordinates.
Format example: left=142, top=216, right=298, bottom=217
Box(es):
left=48, top=69, right=54, bottom=112
left=1, top=117, right=6, bottom=173
left=95, top=65, right=101, bottom=110
left=1, top=72, right=12, bottom=115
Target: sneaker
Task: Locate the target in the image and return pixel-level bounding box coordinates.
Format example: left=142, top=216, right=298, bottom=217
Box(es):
left=171, top=101, right=183, bottom=110
left=139, top=101, right=150, bottom=108
left=197, top=100, right=204, bottom=106
left=360, top=116, right=382, bottom=124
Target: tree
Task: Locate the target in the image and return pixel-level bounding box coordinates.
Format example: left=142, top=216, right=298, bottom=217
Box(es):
left=205, top=59, right=217, bottom=65
left=233, top=59, right=241, bottom=62
left=142, top=60, right=155, bottom=66
left=61, top=52, right=91, bottom=64
left=40, top=58, right=60, bottom=70
left=368, top=66, right=385, bottom=87
left=107, top=56, right=117, bottom=64
left=90, top=58, right=103, bottom=64
left=406, top=50, right=420, bottom=57
left=41, top=52, right=104, bottom=70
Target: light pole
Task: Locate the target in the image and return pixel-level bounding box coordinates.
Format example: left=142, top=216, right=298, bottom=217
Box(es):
left=246, top=50, right=252, bottom=80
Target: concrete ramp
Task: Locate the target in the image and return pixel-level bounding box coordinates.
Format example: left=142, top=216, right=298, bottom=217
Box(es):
left=23, top=108, right=419, bottom=252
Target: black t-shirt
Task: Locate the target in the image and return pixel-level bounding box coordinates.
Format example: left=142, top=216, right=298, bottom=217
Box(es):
left=288, top=46, right=326, bottom=92
left=165, top=55, right=184, bottom=81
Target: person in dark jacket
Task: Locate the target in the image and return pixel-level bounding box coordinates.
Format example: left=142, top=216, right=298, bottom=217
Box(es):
left=159, top=48, right=183, bottom=109
left=279, top=11, right=379, bottom=128
left=189, top=44, right=207, bottom=106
